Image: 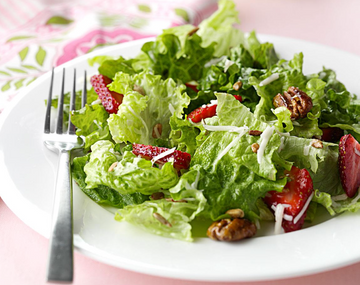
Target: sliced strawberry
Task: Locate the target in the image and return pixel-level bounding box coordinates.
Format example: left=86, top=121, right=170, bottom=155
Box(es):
left=90, top=74, right=123, bottom=114
left=188, top=95, right=242, bottom=123
left=132, top=144, right=191, bottom=171
left=188, top=104, right=217, bottom=123
left=320, top=127, right=344, bottom=142
left=339, top=134, right=360, bottom=198
left=263, top=166, right=314, bottom=233
left=185, top=82, right=199, bottom=93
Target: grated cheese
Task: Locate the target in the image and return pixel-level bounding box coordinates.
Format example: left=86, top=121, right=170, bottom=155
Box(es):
left=91, top=99, right=102, bottom=105
left=168, top=103, right=175, bottom=115
left=151, top=147, right=176, bottom=165
left=274, top=204, right=285, bottom=235
left=355, top=147, right=360, bottom=157
left=212, top=129, right=248, bottom=171
left=203, top=124, right=249, bottom=134
left=278, top=136, right=285, bottom=153
left=293, top=192, right=314, bottom=224
left=259, top=73, right=279, bottom=87
left=204, top=56, right=227, bottom=68
left=224, top=59, right=235, bottom=72
left=257, top=126, right=275, bottom=164
left=332, top=193, right=349, bottom=201
left=271, top=204, right=292, bottom=221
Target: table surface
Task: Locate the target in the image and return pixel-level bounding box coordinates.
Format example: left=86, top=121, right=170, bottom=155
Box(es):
left=1, top=0, right=360, bottom=284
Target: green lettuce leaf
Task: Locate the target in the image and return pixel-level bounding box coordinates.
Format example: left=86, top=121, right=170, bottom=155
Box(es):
left=197, top=0, right=244, bottom=57
left=190, top=93, right=287, bottom=220
left=71, top=103, right=111, bottom=150
left=318, top=68, right=360, bottom=139
left=84, top=140, right=179, bottom=195
left=249, top=52, right=307, bottom=122
left=278, top=135, right=342, bottom=195
left=141, top=32, right=214, bottom=83
left=115, top=169, right=207, bottom=241
left=245, top=31, right=279, bottom=69
left=72, top=155, right=149, bottom=207
left=169, top=115, right=200, bottom=156
left=108, top=71, right=190, bottom=145
left=313, top=190, right=360, bottom=216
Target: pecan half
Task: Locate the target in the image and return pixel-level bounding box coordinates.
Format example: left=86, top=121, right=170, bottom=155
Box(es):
left=249, top=130, right=262, bottom=136
left=311, top=139, right=323, bottom=149
left=251, top=143, right=260, bottom=153
left=207, top=218, right=257, bottom=241
left=273, top=86, right=313, bottom=120
left=233, top=81, right=243, bottom=91
left=226, top=208, right=245, bottom=219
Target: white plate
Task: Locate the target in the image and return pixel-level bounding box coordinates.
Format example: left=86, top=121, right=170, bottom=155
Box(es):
left=1, top=35, right=360, bottom=282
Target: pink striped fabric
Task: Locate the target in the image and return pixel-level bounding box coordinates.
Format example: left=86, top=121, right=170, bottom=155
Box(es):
left=0, top=0, right=43, bottom=35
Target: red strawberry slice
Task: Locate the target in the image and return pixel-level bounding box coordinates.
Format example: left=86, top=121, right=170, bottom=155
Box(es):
left=263, top=166, right=314, bottom=233
left=320, top=127, right=344, bottom=142
left=132, top=144, right=191, bottom=171
left=339, top=134, right=360, bottom=198
left=185, top=82, right=199, bottom=93
left=90, top=74, right=123, bottom=114
left=188, top=95, right=242, bottom=123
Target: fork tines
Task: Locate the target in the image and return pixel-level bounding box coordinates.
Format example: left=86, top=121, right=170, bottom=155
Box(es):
left=44, top=68, right=87, bottom=135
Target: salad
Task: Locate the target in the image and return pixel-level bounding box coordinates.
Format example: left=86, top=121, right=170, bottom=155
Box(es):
left=68, top=0, right=360, bottom=242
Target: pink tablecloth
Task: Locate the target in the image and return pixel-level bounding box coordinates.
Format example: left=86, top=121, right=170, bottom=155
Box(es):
left=1, top=0, right=360, bottom=284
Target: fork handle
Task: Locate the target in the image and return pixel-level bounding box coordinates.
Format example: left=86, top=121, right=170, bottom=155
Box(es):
left=47, top=150, right=73, bottom=283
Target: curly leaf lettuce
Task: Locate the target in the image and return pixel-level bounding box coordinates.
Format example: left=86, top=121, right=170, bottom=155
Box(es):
left=108, top=71, right=190, bottom=145
left=71, top=103, right=111, bottom=150
left=115, top=169, right=207, bottom=241
left=197, top=0, right=244, bottom=57
left=72, top=154, right=149, bottom=208
left=84, top=140, right=179, bottom=195
left=190, top=93, right=287, bottom=220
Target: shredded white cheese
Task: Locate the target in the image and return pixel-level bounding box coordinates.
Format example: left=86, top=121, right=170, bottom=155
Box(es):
left=212, top=130, right=248, bottom=171
left=91, top=99, right=102, bottom=105
left=271, top=204, right=292, bottom=221
left=332, top=193, right=349, bottom=201
left=168, top=103, right=175, bottom=115
left=274, top=204, right=285, bottom=235
left=203, top=124, right=249, bottom=134
left=257, top=126, right=275, bottom=164
left=204, top=56, right=227, bottom=68
left=259, top=73, right=279, bottom=87
left=293, top=192, right=314, bottom=224
left=278, top=136, right=285, bottom=153
left=151, top=147, right=176, bottom=165
left=224, top=59, right=235, bottom=72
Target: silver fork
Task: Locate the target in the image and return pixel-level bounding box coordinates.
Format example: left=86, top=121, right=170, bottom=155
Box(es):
left=44, top=68, right=86, bottom=283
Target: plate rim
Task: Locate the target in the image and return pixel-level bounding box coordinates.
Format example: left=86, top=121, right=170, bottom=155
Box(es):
left=1, top=34, right=360, bottom=282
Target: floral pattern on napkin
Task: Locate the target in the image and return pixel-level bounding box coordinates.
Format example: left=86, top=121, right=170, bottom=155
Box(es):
left=0, top=0, right=217, bottom=113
